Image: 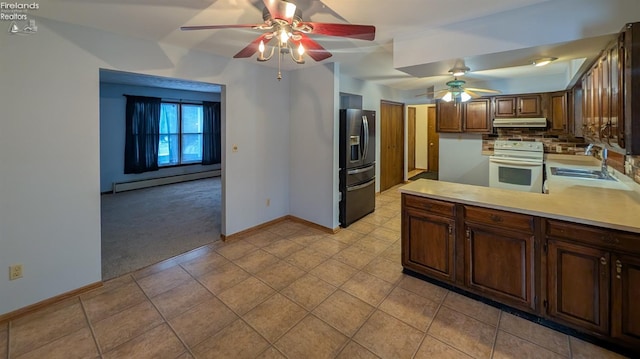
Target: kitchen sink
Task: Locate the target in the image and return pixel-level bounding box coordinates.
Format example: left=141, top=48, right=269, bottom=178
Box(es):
left=550, top=167, right=618, bottom=181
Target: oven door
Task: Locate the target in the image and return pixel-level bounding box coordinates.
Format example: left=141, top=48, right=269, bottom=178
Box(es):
left=489, top=157, right=544, bottom=193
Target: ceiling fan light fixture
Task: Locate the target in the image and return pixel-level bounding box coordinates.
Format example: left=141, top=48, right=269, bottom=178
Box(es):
left=460, top=92, right=472, bottom=102
left=448, top=66, right=470, bottom=77
left=533, top=57, right=557, bottom=67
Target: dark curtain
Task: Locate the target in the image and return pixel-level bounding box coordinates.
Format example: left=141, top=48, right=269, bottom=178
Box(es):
left=202, top=101, right=221, bottom=165
left=124, top=96, right=161, bottom=174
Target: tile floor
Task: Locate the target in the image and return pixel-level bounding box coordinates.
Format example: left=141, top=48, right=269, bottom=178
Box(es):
left=0, top=188, right=632, bottom=358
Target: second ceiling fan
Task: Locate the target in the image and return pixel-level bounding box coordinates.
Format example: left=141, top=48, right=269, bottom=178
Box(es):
left=418, top=64, right=501, bottom=102
left=181, top=0, right=376, bottom=79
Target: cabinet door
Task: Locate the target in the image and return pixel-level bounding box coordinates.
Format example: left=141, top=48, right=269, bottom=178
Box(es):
left=610, top=37, right=623, bottom=148
left=402, top=208, right=456, bottom=282
left=436, top=101, right=462, bottom=132
left=464, top=98, right=491, bottom=132
left=464, top=224, right=535, bottom=311
left=611, top=254, right=640, bottom=344
left=547, top=240, right=609, bottom=334
left=549, top=92, right=568, bottom=132
left=600, top=54, right=611, bottom=143
left=494, top=97, right=517, bottom=117
left=518, top=95, right=542, bottom=117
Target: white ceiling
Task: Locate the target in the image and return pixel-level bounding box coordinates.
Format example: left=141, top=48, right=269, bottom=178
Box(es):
left=38, top=0, right=640, bottom=95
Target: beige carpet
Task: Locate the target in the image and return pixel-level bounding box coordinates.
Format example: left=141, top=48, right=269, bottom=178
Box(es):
left=100, top=177, right=221, bottom=280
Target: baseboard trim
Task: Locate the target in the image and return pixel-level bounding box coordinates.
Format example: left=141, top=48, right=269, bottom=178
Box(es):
left=0, top=281, right=103, bottom=324
left=286, top=215, right=338, bottom=234
left=221, top=215, right=337, bottom=241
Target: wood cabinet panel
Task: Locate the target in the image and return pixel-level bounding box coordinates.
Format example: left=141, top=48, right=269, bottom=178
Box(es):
left=495, top=97, right=517, bottom=117
left=464, top=99, right=491, bottom=132
left=465, top=206, right=534, bottom=233
left=547, top=239, right=610, bottom=334
left=494, top=95, right=542, bottom=118
left=550, top=92, right=568, bottom=132
left=403, top=207, right=456, bottom=282
left=404, top=196, right=455, bottom=217
left=546, top=219, right=640, bottom=255
left=611, top=254, right=640, bottom=344
left=465, top=224, right=534, bottom=310
left=519, top=95, right=543, bottom=117
left=436, top=101, right=462, bottom=132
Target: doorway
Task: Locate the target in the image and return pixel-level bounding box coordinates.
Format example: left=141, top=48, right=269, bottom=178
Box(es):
left=99, top=69, right=224, bottom=280
left=407, top=104, right=438, bottom=181
left=380, top=100, right=405, bottom=192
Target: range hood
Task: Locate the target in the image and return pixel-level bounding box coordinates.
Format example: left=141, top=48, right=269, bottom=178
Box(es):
left=492, top=118, right=547, bottom=128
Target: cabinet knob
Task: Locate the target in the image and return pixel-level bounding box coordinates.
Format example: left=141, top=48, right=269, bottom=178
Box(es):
left=465, top=229, right=470, bottom=239
left=448, top=225, right=453, bottom=236
left=600, top=257, right=607, bottom=266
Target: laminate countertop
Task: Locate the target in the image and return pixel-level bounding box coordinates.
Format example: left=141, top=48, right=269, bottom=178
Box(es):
left=399, top=161, right=640, bottom=234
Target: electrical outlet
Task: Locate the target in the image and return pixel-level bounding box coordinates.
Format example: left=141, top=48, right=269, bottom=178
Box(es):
left=555, top=145, right=562, bottom=153
left=266, top=198, right=270, bottom=207
left=9, top=264, right=23, bottom=280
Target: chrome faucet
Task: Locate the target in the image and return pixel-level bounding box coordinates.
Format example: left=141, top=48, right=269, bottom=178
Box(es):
left=585, top=144, right=608, bottom=176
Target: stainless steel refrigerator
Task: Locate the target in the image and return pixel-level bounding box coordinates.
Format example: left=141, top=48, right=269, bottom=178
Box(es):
left=339, top=109, right=376, bottom=227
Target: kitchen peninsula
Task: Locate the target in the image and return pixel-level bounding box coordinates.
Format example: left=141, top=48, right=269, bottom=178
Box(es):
left=399, top=177, right=640, bottom=355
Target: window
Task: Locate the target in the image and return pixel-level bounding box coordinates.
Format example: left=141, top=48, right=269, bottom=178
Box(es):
left=158, top=103, right=203, bottom=166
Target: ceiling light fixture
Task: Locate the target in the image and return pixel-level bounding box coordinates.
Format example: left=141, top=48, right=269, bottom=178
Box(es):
left=256, top=2, right=307, bottom=80
left=448, top=66, right=470, bottom=77
left=442, top=89, right=471, bottom=103
left=533, top=57, right=557, bottom=67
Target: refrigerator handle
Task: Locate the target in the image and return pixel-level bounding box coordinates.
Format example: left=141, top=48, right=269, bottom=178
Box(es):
left=362, top=115, right=369, bottom=161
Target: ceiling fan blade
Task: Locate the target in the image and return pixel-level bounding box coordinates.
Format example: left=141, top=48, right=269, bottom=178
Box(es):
left=263, top=0, right=294, bottom=22
left=233, top=34, right=270, bottom=58
left=465, top=89, right=482, bottom=98
left=305, top=22, right=376, bottom=41
left=298, top=33, right=332, bottom=61
left=465, top=87, right=501, bottom=94
left=180, top=24, right=258, bottom=31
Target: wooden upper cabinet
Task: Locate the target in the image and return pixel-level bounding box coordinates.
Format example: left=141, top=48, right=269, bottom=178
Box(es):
left=436, top=99, right=491, bottom=133
left=464, top=99, right=491, bottom=132
left=549, top=92, right=569, bottom=132
left=518, top=95, right=543, bottom=117
left=436, top=101, right=462, bottom=132
left=495, top=97, right=517, bottom=117
left=494, top=95, right=542, bottom=118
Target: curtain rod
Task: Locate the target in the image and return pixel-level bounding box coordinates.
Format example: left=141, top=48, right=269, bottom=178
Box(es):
left=122, top=94, right=205, bottom=104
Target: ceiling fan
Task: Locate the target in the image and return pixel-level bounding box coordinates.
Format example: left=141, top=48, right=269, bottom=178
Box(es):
left=417, top=64, right=501, bottom=102
left=181, top=0, right=376, bottom=79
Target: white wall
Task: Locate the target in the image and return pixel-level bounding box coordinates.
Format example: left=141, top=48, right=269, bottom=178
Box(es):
left=0, top=18, right=291, bottom=315
left=413, top=105, right=429, bottom=169
left=289, top=63, right=339, bottom=229
left=438, top=133, right=490, bottom=187
left=99, top=83, right=221, bottom=193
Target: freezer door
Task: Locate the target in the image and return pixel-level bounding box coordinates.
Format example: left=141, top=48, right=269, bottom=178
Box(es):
left=340, top=178, right=375, bottom=227
left=345, top=164, right=375, bottom=187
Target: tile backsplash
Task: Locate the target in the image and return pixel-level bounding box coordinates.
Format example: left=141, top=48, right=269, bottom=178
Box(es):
left=482, top=128, right=588, bottom=155
left=482, top=128, right=640, bottom=186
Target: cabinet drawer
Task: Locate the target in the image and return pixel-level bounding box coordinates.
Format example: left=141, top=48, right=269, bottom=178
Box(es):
left=546, top=220, right=640, bottom=254
left=464, top=206, right=534, bottom=233
left=403, top=195, right=455, bottom=217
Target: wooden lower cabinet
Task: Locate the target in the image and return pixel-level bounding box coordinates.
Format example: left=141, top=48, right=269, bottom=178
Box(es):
left=546, top=239, right=610, bottom=334
left=464, top=222, right=535, bottom=312
left=611, top=253, right=640, bottom=345
left=401, top=194, right=640, bottom=354
left=402, top=207, right=455, bottom=282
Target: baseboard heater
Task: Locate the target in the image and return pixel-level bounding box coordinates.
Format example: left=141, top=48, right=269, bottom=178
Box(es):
left=112, top=170, right=220, bottom=193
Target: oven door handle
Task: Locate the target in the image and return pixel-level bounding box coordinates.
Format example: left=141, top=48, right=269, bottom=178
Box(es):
left=490, top=159, right=542, bottom=167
